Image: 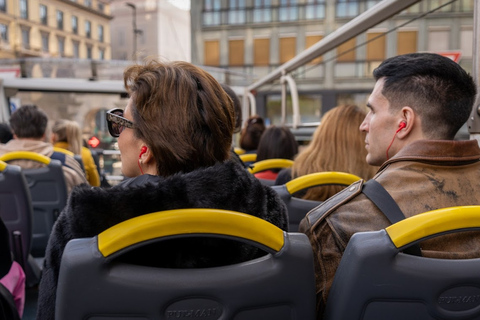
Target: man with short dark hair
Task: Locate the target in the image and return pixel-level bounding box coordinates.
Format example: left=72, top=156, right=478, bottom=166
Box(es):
left=0, top=105, right=86, bottom=192
left=299, top=53, right=480, bottom=319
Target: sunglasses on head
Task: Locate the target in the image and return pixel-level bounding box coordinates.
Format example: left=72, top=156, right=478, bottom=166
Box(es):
left=106, top=108, right=135, bottom=138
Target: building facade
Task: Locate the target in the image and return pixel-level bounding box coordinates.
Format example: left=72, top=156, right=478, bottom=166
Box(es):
left=110, top=0, right=191, bottom=62
left=191, top=0, right=474, bottom=124
left=0, top=0, right=112, bottom=60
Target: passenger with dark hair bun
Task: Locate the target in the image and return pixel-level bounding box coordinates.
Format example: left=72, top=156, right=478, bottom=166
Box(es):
left=239, top=115, right=266, bottom=154
left=0, top=123, right=13, bottom=144
left=37, top=61, right=288, bottom=320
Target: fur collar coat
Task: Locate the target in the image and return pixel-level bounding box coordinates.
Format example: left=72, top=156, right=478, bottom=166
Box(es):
left=37, top=160, right=288, bottom=320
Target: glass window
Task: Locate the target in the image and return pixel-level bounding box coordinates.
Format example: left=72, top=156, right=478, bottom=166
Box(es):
left=71, top=16, right=78, bottom=34
left=228, top=0, right=245, bottom=25
left=305, top=0, right=325, bottom=20
left=253, top=0, right=271, bottom=23
left=57, top=10, right=64, bottom=30
left=85, top=20, right=91, bottom=38
left=40, top=5, right=48, bottom=25
left=87, top=45, right=92, bottom=59
left=99, top=48, right=105, bottom=60
left=279, top=0, right=298, bottom=22
left=98, top=25, right=104, bottom=42
left=58, top=37, right=65, bottom=56
left=98, top=2, right=104, bottom=11
left=203, top=0, right=221, bottom=26
left=21, top=28, right=30, bottom=49
left=85, top=0, right=92, bottom=7
left=41, top=33, right=49, bottom=52
left=336, top=0, right=359, bottom=18
left=20, top=0, right=28, bottom=19
left=73, top=41, right=80, bottom=58
left=0, top=0, right=5, bottom=12
left=0, top=24, right=8, bottom=42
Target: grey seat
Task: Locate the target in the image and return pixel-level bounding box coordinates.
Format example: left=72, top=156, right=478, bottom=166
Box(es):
left=271, top=172, right=361, bottom=231
left=56, top=208, right=316, bottom=320
left=324, top=205, right=480, bottom=320
left=0, top=161, right=40, bottom=287
left=0, top=151, right=68, bottom=258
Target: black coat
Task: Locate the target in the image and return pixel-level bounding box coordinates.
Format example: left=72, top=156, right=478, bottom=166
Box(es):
left=36, top=160, right=288, bottom=320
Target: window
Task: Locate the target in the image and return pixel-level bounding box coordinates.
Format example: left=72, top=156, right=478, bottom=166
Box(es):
left=0, top=0, right=5, bottom=12
left=229, top=39, right=244, bottom=66
left=85, top=0, right=92, bottom=7
left=71, top=16, right=78, bottom=34
left=279, top=0, right=298, bottom=22
left=21, top=28, right=30, bottom=49
left=336, top=0, right=359, bottom=18
left=20, top=0, right=28, bottom=19
left=40, top=5, right=48, bottom=25
left=428, top=29, right=449, bottom=52
left=366, top=32, right=385, bottom=61
left=336, top=37, right=356, bottom=62
left=85, top=20, right=91, bottom=38
left=253, top=0, right=271, bottom=23
left=306, top=35, right=323, bottom=64
left=41, top=33, right=49, bottom=52
left=306, top=0, right=325, bottom=20
left=87, top=45, right=92, bottom=59
left=57, top=37, right=65, bottom=56
left=98, top=2, right=104, bottom=12
left=397, top=31, right=417, bottom=55
left=99, top=48, right=105, bottom=60
left=0, top=24, right=8, bottom=42
left=203, top=0, right=221, bottom=26
left=280, top=37, right=296, bottom=63
left=204, top=40, right=219, bottom=66
left=254, top=38, right=270, bottom=66
left=73, top=41, right=80, bottom=58
left=98, top=25, right=104, bottom=42
left=57, top=10, right=64, bottom=30
left=228, top=0, right=245, bottom=25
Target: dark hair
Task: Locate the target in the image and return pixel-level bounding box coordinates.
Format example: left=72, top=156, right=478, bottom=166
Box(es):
left=373, top=53, right=477, bottom=139
left=124, top=61, right=235, bottom=177
left=256, top=126, right=298, bottom=161
left=239, top=115, right=266, bottom=151
left=0, top=123, right=13, bottom=143
left=9, top=105, right=48, bottom=139
left=221, top=84, right=242, bottom=133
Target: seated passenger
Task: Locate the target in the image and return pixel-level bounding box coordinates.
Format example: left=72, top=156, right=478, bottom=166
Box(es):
left=0, top=105, right=87, bottom=193
left=51, top=119, right=101, bottom=186
left=239, top=115, right=266, bottom=155
left=254, top=125, right=298, bottom=181
left=275, top=105, right=377, bottom=201
left=37, top=61, right=288, bottom=320
left=299, top=53, right=480, bottom=319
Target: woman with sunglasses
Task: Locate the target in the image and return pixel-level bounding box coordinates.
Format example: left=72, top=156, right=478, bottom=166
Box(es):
left=36, top=61, right=288, bottom=320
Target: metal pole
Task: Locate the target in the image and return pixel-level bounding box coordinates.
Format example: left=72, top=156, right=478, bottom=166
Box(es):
left=468, top=0, right=480, bottom=143
left=126, top=3, right=137, bottom=61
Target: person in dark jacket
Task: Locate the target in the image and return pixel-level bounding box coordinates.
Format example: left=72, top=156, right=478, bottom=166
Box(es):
left=37, top=61, right=288, bottom=320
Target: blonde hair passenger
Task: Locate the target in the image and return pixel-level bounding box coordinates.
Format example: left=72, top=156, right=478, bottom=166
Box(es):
left=290, top=105, right=377, bottom=201
left=51, top=119, right=101, bottom=186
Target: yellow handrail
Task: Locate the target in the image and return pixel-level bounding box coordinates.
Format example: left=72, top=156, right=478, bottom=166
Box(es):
left=285, top=172, right=362, bottom=195
left=386, top=206, right=480, bottom=248
left=0, top=160, right=6, bottom=172
left=239, top=153, right=257, bottom=163
left=248, top=159, right=294, bottom=174
left=0, top=151, right=51, bottom=165
left=234, top=147, right=245, bottom=155
left=98, top=208, right=285, bottom=257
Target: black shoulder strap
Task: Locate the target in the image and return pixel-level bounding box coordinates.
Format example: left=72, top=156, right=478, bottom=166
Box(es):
left=362, top=180, right=422, bottom=256
left=0, top=283, right=21, bottom=320
left=50, top=151, right=66, bottom=166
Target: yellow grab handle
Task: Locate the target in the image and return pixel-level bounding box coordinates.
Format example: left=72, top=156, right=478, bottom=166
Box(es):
left=98, top=208, right=285, bottom=257
left=386, top=206, right=480, bottom=249
left=234, top=147, right=245, bottom=155
left=248, top=159, right=294, bottom=174
left=285, top=172, right=362, bottom=195
left=53, top=147, right=74, bottom=156
left=239, top=153, right=257, bottom=163
left=0, top=160, right=6, bottom=171
left=0, top=151, right=51, bottom=165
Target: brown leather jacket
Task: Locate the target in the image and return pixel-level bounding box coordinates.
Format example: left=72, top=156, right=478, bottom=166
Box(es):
left=299, top=139, right=480, bottom=319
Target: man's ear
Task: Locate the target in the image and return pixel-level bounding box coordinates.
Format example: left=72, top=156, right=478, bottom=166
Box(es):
left=396, top=107, right=416, bottom=139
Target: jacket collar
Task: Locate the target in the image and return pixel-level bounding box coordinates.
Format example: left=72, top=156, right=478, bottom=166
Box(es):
left=379, top=139, right=480, bottom=171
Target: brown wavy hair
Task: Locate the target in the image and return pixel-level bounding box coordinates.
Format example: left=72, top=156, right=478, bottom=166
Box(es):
left=239, top=115, right=266, bottom=151
left=123, top=61, right=235, bottom=176
left=291, top=105, right=377, bottom=201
